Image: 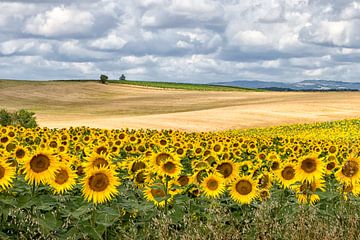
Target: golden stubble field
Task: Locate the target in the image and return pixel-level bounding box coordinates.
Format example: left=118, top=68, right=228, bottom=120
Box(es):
left=1, top=80, right=359, bottom=131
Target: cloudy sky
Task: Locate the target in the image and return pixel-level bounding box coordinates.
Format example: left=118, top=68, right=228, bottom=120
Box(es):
left=0, top=0, right=359, bottom=83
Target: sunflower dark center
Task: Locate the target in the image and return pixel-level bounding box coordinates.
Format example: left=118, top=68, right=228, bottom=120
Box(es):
left=301, top=158, right=317, bottom=173
left=178, top=176, right=189, bottom=186
left=329, top=146, right=336, bottom=154
left=30, top=154, right=50, bottom=173
left=135, top=171, right=146, bottom=184
left=49, top=141, right=57, bottom=148
left=271, top=161, right=280, bottom=171
left=131, top=161, right=146, bottom=173
left=217, top=163, right=233, bottom=178
left=341, top=160, right=359, bottom=178
left=76, top=166, right=84, bottom=176
left=88, top=173, right=109, bottom=192
left=258, top=175, right=269, bottom=188
left=151, top=188, right=166, bottom=198
left=213, top=144, right=221, bottom=152
left=163, top=161, right=176, bottom=174
left=93, top=158, right=108, bottom=168
left=260, top=190, right=269, bottom=199
left=176, top=148, right=184, bottom=155
left=16, top=149, right=25, bottom=158
left=326, top=162, right=335, bottom=171
left=196, top=169, right=207, bottom=183
left=206, top=179, right=219, bottom=191
left=281, top=166, right=295, bottom=180
left=156, top=153, right=170, bottom=165
left=55, top=169, right=69, bottom=184
left=96, top=146, right=107, bottom=155
left=236, top=180, right=252, bottom=195
left=0, top=166, right=5, bottom=179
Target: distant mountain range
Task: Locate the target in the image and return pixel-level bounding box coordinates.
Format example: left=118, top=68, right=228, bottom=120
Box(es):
left=211, top=80, right=360, bottom=91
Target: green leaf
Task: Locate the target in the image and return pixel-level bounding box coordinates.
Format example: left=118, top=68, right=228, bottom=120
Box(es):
left=83, top=224, right=103, bottom=240
left=37, top=212, right=61, bottom=235
left=69, top=205, right=91, bottom=219
left=0, top=195, right=16, bottom=206
left=95, top=207, right=120, bottom=227
left=0, top=231, right=10, bottom=240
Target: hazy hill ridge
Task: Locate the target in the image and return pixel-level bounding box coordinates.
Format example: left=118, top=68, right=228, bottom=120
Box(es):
left=212, top=80, right=360, bottom=91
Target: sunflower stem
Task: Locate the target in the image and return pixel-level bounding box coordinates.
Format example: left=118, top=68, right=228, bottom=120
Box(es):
left=32, top=182, right=36, bottom=196
left=164, top=176, right=169, bottom=215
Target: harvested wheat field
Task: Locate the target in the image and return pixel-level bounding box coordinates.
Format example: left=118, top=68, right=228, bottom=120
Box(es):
left=1, top=80, right=359, bottom=131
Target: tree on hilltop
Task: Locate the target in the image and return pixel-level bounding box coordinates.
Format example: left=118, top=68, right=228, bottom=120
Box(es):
left=119, top=74, right=126, bottom=81
left=100, top=74, right=108, bottom=84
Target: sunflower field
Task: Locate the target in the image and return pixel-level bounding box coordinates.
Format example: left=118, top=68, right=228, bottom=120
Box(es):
left=1, top=119, right=360, bottom=239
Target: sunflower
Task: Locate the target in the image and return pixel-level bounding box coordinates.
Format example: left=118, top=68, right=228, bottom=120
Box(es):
left=83, top=152, right=112, bottom=171
left=270, top=159, right=281, bottom=172
left=82, top=166, right=120, bottom=204
left=134, top=169, right=150, bottom=187
left=176, top=175, right=191, bottom=187
left=159, top=159, right=182, bottom=177
left=259, top=189, right=270, bottom=201
left=230, top=176, right=259, bottom=204
left=201, top=174, right=225, bottom=198
left=128, top=158, right=147, bottom=175
left=211, top=143, right=223, bottom=154
left=328, top=144, right=338, bottom=155
left=239, top=161, right=254, bottom=176
left=95, top=144, right=110, bottom=155
left=216, top=160, right=239, bottom=184
left=296, top=155, right=324, bottom=183
left=342, top=182, right=360, bottom=200
left=325, top=155, right=337, bottom=174
left=150, top=152, right=173, bottom=170
left=192, top=160, right=210, bottom=170
left=335, top=157, right=360, bottom=185
left=257, top=173, right=272, bottom=190
left=0, top=159, right=16, bottom=191
left=296, top=193, right=308, bottom=204
left=277, top=163, right=298, bottom=188
left=173, top=147, right=185, bottom=158
left=49, top=164, right=77, bottom=194
left=293, top=179, right=325, bottom=204
left=143, top=185, right=168, bottom=207
left=23, top=149, right=59, bottom=185
left=13, top=146, right=28, bottom=163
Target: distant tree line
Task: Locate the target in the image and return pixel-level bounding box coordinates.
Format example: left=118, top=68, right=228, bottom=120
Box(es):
left=99, top=74, right=126, bottom=84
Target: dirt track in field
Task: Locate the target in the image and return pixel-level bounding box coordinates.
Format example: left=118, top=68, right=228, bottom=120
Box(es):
left=1, top=80, right=359, bottom=131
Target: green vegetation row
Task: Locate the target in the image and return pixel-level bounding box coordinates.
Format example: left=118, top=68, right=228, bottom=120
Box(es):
left=109, top=80, right=262, bottom=91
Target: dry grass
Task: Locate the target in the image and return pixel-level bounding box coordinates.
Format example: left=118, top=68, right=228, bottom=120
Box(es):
left=1, top=80, right=360, bottom=131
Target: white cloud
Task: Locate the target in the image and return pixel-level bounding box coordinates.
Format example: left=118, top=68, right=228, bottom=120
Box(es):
left=303, top=68, right=324, bottom=77
left=232, top=30, right=269, bottom=47
left=340, top=1, right=360, bottom=19
left=0, top=39, right=53, bottom=55
left=24, top=5, right=94, bottom=37
left=89, top=31, right=127, bottom=50
left=300, top=20, right=360, bottom=48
